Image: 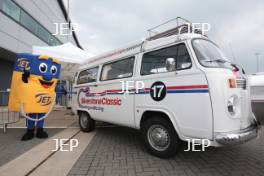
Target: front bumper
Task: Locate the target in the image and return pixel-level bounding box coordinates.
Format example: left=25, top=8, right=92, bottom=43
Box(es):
left=215, top=123, right=260, bottom=145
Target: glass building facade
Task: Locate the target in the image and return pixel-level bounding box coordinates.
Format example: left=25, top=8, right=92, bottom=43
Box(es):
left=0, top=0, right=62, bottom=46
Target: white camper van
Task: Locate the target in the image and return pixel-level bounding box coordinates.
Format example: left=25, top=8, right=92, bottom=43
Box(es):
left=72, top=21, right=260, bottom=158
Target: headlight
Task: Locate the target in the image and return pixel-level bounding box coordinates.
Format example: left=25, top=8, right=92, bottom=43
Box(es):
left=227, top=95, right=239, bottom=116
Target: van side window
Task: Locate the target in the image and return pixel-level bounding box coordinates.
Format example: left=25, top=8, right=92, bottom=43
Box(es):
left=141, top=43, right=191, bottom=75
left=77, top=67, right=98, bottom=84
left=101, top=57, right=134, bottom=81
left=176, top=44, right=192, bottom=70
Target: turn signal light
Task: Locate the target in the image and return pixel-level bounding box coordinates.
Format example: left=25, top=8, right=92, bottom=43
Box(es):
left=228, top=79, right=237, bottom=88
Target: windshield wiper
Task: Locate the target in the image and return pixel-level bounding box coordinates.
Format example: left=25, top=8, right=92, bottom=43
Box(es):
left=204, top=58, right=245, bottom=74
left=218, top=58, right=246, bottom=74
left=204, top=58, right=227, bottom=63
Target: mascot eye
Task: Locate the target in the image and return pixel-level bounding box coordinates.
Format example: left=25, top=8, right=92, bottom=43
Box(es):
left=51, top=65, right=58, bottom=75
left=39, top=63, right=48, bottom=73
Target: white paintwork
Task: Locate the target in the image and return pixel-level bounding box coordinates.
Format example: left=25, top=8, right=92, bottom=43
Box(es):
left=249, top=74, right=264, bottom=101
left=248, top=74, right=264, bottom=125
left=72, top=33, right=256, bottom=146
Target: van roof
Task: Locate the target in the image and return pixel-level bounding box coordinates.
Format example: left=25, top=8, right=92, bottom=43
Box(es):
left=80, top=33, right=206, bottom=70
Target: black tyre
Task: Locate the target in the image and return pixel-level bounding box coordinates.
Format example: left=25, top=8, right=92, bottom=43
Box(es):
left=79, top=112, right=95, bottom=132
left=141, top=116, right=181, bottom=158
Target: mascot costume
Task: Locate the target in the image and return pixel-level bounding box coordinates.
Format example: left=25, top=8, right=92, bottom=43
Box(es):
left=8, top=53, right=61, bottom=141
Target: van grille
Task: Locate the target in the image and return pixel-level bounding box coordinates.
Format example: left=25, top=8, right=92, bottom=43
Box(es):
left=236, top=79, right=246, bottom=89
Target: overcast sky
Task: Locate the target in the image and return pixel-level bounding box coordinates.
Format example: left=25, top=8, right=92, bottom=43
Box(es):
left=66, top=0, right=264, bottom=73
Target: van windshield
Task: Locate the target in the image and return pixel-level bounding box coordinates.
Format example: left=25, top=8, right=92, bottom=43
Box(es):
left=192, top=39, right=232, bottom=68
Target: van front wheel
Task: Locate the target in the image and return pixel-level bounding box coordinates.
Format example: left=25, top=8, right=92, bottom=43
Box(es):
left=142, top=117, right=180, bottom=158
left=79, top=112, right=95, bottom=132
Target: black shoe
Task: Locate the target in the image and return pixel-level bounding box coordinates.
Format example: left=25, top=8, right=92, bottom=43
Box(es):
left=36, top=128, right=48, bottom=139
left=21, top=129, right=34, bottom=141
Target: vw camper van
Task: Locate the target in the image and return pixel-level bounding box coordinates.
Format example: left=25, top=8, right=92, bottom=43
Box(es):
left=72, top=21, right=260, bottom=158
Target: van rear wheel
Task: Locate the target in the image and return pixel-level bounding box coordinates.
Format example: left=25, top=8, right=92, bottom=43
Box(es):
left=142, top=117, right=181, bottom=158
left=79, top=112, right=95, bottom=132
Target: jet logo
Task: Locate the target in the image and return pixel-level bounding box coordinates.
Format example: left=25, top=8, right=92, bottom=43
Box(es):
left=35, top=93, right=52, bottom=106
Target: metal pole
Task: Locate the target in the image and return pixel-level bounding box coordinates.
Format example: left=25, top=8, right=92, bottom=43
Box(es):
left=255, top=53, right=260, bottom=73
left=263, top=55, right=264, bottom=72
left=4, top=124, right=6, bottom=133
left=67, top=0, right=70, bottom=42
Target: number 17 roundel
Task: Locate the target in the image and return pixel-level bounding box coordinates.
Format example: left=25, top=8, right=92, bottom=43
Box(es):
left=150, top=81, right=166, bottom=101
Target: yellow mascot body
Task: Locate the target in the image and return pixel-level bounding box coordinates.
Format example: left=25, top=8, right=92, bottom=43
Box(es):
left=8, top=53, right=61, bottom=114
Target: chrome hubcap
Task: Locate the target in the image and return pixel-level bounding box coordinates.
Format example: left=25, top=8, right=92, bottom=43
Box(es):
left=80, top=114, right=88, bottom=128
left=147, top=124, right=170, bottom=151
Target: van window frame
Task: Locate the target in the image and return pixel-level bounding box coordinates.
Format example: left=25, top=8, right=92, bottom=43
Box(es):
left=191, top=38, right=232, bottom=69
left=73, top=72, right=78, bottom=85
left=140, top=42, right=192, bottom=76
left=77, top=66, right=99, bottom=85
left=100, top=56, right=135, bottom=81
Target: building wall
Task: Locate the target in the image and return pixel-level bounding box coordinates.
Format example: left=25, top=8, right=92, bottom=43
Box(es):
left=0, top=0, right=77, bottom=54
left=0, top=0, right=79, bottom=91
left=15, top=0, right=77, bottom=46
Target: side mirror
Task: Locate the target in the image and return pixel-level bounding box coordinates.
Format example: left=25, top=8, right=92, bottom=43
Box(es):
left=165, top=58, right=176, bottom=72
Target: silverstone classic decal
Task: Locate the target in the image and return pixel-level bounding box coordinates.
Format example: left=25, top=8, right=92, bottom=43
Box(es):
left=77, top=84, right=209, bottom=111
left=77, top=87, right=122, bottom=112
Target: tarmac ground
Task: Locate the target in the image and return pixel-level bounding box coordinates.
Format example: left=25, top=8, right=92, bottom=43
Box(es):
left=0, top=107, right=263, bottom=176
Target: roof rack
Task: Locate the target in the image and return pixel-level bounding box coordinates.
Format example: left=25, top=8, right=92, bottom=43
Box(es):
left=85, top=17, right=205, bottom=65
left=146, top=17, right=203, bottom=41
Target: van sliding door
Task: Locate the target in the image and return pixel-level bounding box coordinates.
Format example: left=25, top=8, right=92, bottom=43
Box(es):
left=93, top=57, right=136, bottom=127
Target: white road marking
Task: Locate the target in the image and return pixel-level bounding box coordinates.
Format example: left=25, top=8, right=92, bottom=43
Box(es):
left=0, top=128, right=95, bottom=176
left=29, top=131, right=95, bottom=176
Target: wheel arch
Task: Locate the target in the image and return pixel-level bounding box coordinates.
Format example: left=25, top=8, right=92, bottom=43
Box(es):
left=77, top=109, right=90, bottom=117
left=139, top=109, right=181, bottom=137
